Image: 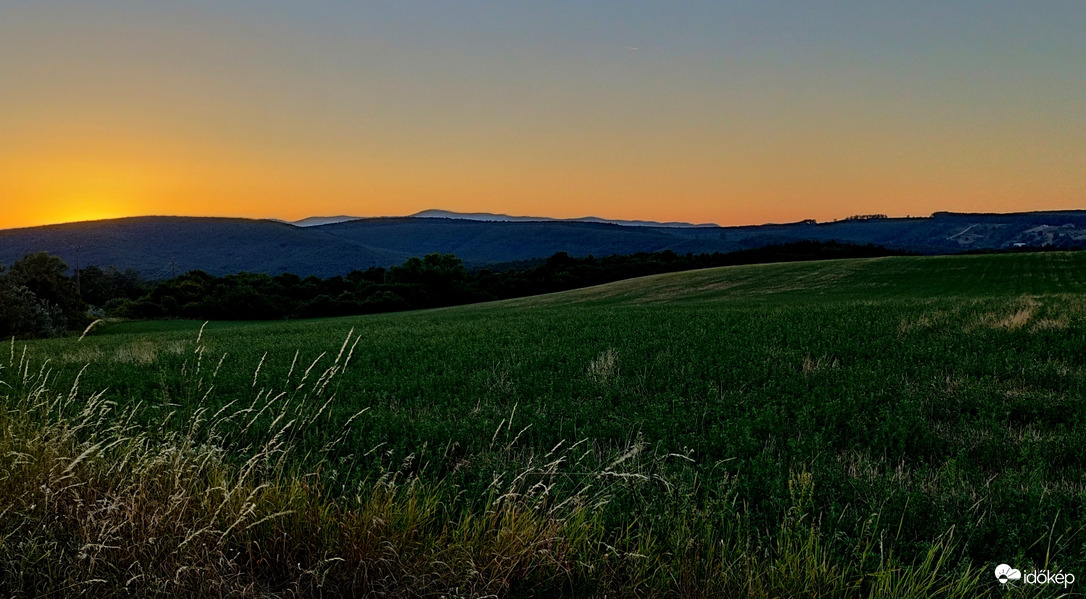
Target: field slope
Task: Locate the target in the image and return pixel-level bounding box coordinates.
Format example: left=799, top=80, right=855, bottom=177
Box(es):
left=3, top=251, right=1085, bottom=597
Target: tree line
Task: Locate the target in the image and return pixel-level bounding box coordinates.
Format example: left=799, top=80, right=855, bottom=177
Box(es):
left=0, top=241, right=906, bottom=338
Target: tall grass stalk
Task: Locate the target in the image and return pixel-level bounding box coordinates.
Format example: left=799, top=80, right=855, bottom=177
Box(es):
left=0, top=335, right=1055, bottom=598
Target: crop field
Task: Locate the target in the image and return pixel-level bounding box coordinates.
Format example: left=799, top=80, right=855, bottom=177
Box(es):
left=3, top=251, right=1086, bottom=597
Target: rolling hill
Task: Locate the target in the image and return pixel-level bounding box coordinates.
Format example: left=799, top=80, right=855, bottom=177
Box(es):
left=0, top=217, right=411, bottom=278
left=1, top=210, right=1084, bottom=277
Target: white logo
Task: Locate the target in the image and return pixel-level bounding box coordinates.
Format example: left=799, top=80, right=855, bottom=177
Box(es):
left=996, top=564, right=1075, bottom=588
left=995, top=564, right=1021, bottom=584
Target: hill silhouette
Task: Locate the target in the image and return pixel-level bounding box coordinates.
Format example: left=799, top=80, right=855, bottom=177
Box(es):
left=1, top=210, right=1084, bottom=277
left=0, top=217, right=409, bottom=278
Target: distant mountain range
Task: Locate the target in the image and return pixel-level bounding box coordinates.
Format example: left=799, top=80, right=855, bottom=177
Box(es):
left=2, top=209, right=1085, bottom=278
left=287, top=209, right=718, bottom=228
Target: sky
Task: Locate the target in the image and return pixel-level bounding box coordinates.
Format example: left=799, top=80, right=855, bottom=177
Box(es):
left=1, top=1, right=1083, bottom=230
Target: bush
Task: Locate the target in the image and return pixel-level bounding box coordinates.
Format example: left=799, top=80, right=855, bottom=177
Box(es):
left=103, top=297, right=135, bottom=318
left=0, top=281, right=67, bottom=338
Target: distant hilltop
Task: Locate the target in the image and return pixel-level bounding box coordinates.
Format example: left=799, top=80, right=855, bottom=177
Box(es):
left=287, top=209, right=720, bottom=229
left=2, top=209, right=1085, bottom=278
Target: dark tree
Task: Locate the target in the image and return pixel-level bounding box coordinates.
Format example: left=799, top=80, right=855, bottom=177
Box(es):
left=5, top=253, right=87, bottom=331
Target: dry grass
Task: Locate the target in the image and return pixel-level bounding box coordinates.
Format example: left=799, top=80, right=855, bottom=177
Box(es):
left=78, top=318, right=105, bottom=341
left=896, top=307, right=956, bottom=333
left=112, top=340, right=188, bottom=364
left=0, top=331, right=606, bottom=597
left=0, top=331, right=1022, bottom=598
left=801, top=354, right=839, bottom=376
left=1032, top=317, right=1069, bottom=331
left=971, top=296, right=1041, bottom=331
left=996, top=306, right=1037, bottom=329
left=587, top=349, right=619, bottom=385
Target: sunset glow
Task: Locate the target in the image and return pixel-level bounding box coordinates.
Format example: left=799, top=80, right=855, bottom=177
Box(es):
left=2, top=2, right=1083, bottom=230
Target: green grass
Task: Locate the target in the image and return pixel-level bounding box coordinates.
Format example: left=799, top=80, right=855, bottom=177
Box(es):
left=3, top=251, right=1086, bottom=597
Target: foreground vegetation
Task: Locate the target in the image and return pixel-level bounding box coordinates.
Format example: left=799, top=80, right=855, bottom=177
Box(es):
left=3, top=251, right=1085, bottom=597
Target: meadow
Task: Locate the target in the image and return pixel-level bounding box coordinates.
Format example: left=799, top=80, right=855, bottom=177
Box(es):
left=2, top=251, right=1085, bottom=597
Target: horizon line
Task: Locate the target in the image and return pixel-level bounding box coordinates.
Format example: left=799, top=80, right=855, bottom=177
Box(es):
left=5, top=207, right=1086, bottom=233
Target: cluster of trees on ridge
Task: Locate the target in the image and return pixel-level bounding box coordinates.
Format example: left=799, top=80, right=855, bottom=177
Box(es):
left=1, top=241, right=909, bottom=338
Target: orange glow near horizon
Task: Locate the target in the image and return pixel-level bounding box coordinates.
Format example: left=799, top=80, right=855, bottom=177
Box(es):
left=4, top=129, right=1081, bottom=231
left=2, top=4, right=1083, bottom=230
left=4, top=164, right=1083, bottom=231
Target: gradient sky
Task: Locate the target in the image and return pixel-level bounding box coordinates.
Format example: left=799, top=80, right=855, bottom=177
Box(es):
left=1, top=1, right=1083, bottom=229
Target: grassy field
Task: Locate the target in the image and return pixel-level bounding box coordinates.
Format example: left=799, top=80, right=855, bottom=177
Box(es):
left=3, top=251, right=1086, bottom=597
